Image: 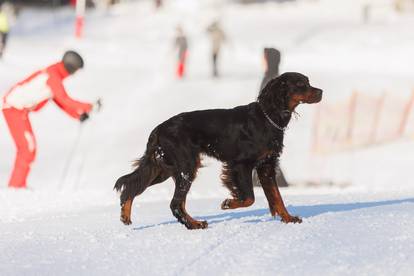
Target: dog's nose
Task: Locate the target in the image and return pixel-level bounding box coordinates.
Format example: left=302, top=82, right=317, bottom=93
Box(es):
left=315, top=88, right=323, bottom=97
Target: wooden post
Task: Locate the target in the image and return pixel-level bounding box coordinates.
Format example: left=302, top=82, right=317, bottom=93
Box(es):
left=370, top=93, right=386, bottom=144
left=346, top=91, right=358, bottom=145
left=311, top=104, right=322, bottom=154
left=398, top=89, right=414, bottom=137
left=75, top=0, right=86, bottom=39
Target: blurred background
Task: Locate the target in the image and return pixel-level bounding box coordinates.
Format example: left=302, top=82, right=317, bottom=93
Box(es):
left=1, top=1, right=414, bottom=274
left=0, top=0, right=414, bottom=195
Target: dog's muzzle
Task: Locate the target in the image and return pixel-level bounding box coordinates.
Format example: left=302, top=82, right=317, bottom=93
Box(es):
left=312, top=88, right=323, bottom=103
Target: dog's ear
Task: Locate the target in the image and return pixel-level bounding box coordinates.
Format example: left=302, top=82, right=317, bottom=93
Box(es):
left=258, top=77, right=288, bottom=111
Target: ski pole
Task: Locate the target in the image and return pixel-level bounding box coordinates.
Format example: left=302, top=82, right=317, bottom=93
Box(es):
left=71, top=99, right=103, bottom=189
left=60, top=123, right=85, bottom=189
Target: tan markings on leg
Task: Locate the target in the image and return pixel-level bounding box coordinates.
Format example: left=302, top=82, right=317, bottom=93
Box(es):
left=258, top=166, right=302, bottom=224
left=261, top=184, right=278, bottom=216
left=263, top=184, right=302, bottom=224
left=120, top=199, right=133, bottom=225
left=221, top=197, right=254, bottom=210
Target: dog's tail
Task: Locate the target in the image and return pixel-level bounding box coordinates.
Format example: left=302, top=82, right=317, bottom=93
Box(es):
left=114, top=131, right=160, bottom=205
left=114, top=157, right=155, bottom=205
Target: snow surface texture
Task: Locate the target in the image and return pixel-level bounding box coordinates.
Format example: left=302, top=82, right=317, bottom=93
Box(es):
left=0, top=0, right=414, bottom=275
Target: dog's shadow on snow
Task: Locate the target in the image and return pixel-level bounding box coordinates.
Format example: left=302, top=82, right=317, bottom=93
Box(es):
left=133, top=198, right=414, bottom=230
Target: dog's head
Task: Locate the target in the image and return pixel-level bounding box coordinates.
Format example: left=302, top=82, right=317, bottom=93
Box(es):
left=258, top=72, right=323, bottom=112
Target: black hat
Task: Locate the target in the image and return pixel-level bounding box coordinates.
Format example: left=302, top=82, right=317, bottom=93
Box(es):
left=62, top=50, right=84, bottom=74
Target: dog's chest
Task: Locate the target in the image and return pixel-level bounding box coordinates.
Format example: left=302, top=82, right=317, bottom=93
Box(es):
left=265, top=133, right=283, bottom=151
left=257, top=139, right=282, bottom=160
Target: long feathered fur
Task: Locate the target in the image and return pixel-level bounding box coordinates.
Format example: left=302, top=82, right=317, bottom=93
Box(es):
left=220, top=162, right=239, bottom=199
left=114, top=131, right=160, bottom=205
left=113, top=157, right=151, bottom=205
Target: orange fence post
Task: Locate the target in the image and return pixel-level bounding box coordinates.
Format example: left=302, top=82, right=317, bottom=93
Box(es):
left=75, top=0, right=86, bottom=39
left=370, top=93, right=386, bottom=144
left=312, top=104, right=322, bottom=154
left=346, top=91, right=358, bottom=145
left=398, top=89, right=414, bottom=137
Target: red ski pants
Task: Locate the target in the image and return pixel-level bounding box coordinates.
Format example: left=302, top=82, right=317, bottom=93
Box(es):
left=176, top=51, right=187, bottom=78
left=2, top=108, right=37, bottom=188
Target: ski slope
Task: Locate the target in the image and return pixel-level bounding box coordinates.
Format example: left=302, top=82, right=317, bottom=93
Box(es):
left=1, top=0, right=414, bottom=275
left=1, top=188, right=414, bottom=276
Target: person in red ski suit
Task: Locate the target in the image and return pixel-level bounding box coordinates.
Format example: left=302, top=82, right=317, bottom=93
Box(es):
left=2, top=51, right=93, bottom=189
left=174, top=25, right=188, bottom=78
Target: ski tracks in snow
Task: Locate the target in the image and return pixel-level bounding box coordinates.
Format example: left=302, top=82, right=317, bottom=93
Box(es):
left=173, top=212, right=274, bottom=276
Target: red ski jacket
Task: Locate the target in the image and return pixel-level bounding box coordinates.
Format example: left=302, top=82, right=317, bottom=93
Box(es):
left=2, top=62, right=92, bottom=119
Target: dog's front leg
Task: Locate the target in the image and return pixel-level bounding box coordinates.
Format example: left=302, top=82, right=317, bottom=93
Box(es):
left=221, top=163, right=255, bottom=210
left=257, top=164, right=302, bottom=223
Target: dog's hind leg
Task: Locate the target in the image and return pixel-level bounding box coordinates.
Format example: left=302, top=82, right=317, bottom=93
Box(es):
left=170, top=173, right=208, bottom=230
left=148, top=169, right=171, bottom=187
left=221, top=163, right=255, bottom=210
left=169, top=157, right=207, bottom=230
left=257, top=163, right=302, bottom=224
left=114, top=157, right=162, bottom=225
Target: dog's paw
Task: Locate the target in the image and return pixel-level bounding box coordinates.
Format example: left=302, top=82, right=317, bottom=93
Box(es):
left=185, top=220, right=208, bottom=230
left=221, top=199, right=232, bottom=210
left=281, top=215, right=302, bottom=224
left=120, top=214, right=132, bottom=225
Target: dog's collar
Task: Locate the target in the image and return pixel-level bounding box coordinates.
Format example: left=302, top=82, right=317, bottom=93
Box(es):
left=258, top=103, right=288, bottom=132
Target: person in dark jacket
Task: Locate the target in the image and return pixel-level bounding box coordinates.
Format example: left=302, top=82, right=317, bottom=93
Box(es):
left=260, top=48, right=281, bottom=90
left=254, top=47, right=288, bottom=187
left=206, top=21, right=226, bottom=77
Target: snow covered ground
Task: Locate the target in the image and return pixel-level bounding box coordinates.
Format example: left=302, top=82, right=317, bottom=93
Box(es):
left=1, top=0, right=414, bottom=275
left=1, top=188, right=414, bottom=275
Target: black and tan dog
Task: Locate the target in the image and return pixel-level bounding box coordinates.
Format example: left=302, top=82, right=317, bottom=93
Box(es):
left=114, top=72, right=322, bottom=229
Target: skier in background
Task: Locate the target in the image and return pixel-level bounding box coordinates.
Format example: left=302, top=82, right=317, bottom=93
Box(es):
left=0, top=1, right=18, bottom=59
left=260, top=48, right=281, bottom=90
left=254, top=47, right=288, bottom=187
left=2, top=51, right=99, bottom=189
left=70, top=0, right=96, bottom=9
left=154, top=0, right=163, bottom=9
left=206, top=20, right=226, bottom=78
left=174, top=25, right=188, bottom=79
left=0, top=8, right=9, bottom=59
